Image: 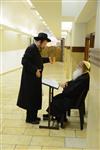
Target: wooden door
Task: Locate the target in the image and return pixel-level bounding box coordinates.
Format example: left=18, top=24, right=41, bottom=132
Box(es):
left=84, top=33, right=95, bottom=60
left=90, top=33, right=95, bottom=48
left=84, top=37, right=90, bottom=60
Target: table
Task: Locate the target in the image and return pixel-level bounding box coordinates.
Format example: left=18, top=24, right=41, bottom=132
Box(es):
left=39, top=79, right=59, bottom=130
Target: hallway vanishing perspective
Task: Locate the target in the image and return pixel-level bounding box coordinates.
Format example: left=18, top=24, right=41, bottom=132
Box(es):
left=0, top=0, right=100, bottom=150
left=1, top=63, right=88, bottom=150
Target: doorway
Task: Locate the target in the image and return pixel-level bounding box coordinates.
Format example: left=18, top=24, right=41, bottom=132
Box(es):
left=84, top=33, right=95, bottom=60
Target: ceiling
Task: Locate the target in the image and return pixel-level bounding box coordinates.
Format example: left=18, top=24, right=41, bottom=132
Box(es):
left=1, top=0, right=97, bottom=41
left=75, top=0, right=97, bottom=23
left=62, top=0, right=87, bottom=17
left=1, top=0, right=51, bottom=35
left=32, top=0, right=97, bottom=39
left=31, top=0, right=61, bottom=39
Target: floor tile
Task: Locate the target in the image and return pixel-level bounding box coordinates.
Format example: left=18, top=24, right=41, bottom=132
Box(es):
left=3, top=119, right=34, bottom=128
left=3, top=127, right=25, bottom=135
left=65, top=137, right=87, bottom=149
left=1, top=135, right=32, bottom=145
left=24, top=128, right=49, bottom=136
left=42, top=147, right=82, bottom=150
left=15, top=145, right=41, bottom=150
left=1, top=144, right=15, bottom=150
left=2, top=113, right=25, bottom=120
left=75, top=130, right=87, bottom=138
left=50, top=129, right=75, bottom=137
left=30, top=136, right=64, bottom=147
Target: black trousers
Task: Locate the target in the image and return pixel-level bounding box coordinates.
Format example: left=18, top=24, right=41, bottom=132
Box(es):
left=55, top=112, right=67, bottom=122
left=26, top=109, right=38, bottom=122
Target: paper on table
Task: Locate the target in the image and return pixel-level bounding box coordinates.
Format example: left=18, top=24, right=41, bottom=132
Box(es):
left=42, top=78, right=59, bottom=89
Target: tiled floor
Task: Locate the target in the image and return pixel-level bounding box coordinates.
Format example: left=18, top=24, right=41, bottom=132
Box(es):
left=0, top=62, right=87, bottom=150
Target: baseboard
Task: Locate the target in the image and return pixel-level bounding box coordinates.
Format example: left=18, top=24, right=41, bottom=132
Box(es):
left=0, top=67, right=22, bottom=76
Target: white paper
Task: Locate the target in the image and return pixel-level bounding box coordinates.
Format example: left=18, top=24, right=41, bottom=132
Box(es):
left=42, top=78, right=59, bottom=89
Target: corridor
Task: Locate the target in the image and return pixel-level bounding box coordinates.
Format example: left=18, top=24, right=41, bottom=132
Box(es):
left=0, top=0, right=100, bottom=150
left=1, top=62, right=87, bottom=150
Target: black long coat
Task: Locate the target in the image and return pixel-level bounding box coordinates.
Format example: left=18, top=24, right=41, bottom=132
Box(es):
left=49, top=72, right=90, bottom=117
left=17, top=44, right=49, bottom=110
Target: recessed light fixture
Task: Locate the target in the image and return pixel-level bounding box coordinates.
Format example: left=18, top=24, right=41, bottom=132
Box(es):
left=39, top=16, right=43, bottom=20
left=0, top=18, right=15, bottom=29
left=42, top=21, right=47, bottom=26
left=35, top=10, right=40, bottom=16
left=61, top=31, right=67, bottom=36
left=26, top=0, right=33, bottom=7
left=61, top=22, right=72, bottom=31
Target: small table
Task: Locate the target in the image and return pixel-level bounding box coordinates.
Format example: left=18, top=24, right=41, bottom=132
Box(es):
left=39, top=79, right=59, bottom=130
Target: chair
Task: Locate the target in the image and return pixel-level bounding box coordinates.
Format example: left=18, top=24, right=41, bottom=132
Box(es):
left=61, top=88, right=88, bottom=130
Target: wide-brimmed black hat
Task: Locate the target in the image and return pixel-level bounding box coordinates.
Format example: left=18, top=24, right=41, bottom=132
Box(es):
left=34, top=33, right=51, bottom=42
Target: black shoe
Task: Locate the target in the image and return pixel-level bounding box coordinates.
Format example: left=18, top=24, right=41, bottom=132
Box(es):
left=32, top=119, right=40, bottom=124
left=26, top=119, right=40, bottom=124
left=26, top=120, right=32, bottom=123
left=36, top=117, right=41, bottom=121
left=64, top=118, right=68, bottom=122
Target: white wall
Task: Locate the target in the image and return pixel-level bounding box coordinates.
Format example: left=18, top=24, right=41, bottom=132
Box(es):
left=87, top=63, right=100, bottom=150
left=95, top=1, right=100, bottom=48
left=87, top=1, right=100, bottom=149
left=72, top=23, right=86, bottom=46
left=65, top=32, right=72, bottom=46
left=62, top=0, right=87, bottom=17
left=86, top=16, right=96, bottom=35
left=1, top=1, right=50, bottom=36
left=0, top=49, right=25, bottom=74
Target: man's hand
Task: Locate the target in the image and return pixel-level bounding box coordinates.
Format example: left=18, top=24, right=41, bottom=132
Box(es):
left=36, top=69, right=41, bottom=78
left=49, top=57, right=56, bottom=64
left=59, top=82, right=68, bottom=88
left=59, top=83, right=66, bottom=88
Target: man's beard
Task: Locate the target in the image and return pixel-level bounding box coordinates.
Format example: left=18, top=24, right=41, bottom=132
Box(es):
left=72, top=68, right=83, bottom=80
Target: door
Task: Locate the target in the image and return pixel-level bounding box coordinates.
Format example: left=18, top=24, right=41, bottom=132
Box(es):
left=84, top=33, right=95, bottom=60
left=84, top=37, right=90, bottom=60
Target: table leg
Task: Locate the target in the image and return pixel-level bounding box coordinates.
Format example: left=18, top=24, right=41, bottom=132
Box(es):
left=39, top=87, right=59, bottom=130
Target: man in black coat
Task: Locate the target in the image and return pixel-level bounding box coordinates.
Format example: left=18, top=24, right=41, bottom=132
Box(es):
left=44, top=61, right=90, bottom=122
left=17, top=33, right=53, bottom=124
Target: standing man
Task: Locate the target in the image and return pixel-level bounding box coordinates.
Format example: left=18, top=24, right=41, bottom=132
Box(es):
left=17, top=33, right=52, bottom=124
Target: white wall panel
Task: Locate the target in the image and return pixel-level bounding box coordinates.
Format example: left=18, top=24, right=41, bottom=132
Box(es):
left=0, top=49, right=25, bottom=74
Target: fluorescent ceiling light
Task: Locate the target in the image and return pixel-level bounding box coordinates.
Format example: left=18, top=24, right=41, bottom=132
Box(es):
left=18, top=27, right=30, bottom=34
left=26, top=0, right=33, bottom=7
left=61, top=31, right=67, bottom=36
left=39, top=16, right=43, bottom=20
left=33, top=10, right=43, bottom=21
left=0, top=19, right=33, bottom=35
left=61, top=22, right=72, bottom=31
left=35, top=10, right=40, bottom=16
left=61, top=34, right=67, bottom=38
left=0, top=19, right=15, bottom=29
left=42, top=21, right=47, bottom=26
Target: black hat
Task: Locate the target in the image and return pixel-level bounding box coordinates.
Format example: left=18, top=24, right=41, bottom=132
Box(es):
left=34, top=32, right=51, bottom=42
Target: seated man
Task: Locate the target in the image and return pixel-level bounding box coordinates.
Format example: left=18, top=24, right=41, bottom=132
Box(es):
left=43, top=61, right=90, bottom=123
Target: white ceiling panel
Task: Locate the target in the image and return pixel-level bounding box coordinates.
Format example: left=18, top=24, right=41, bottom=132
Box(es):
left=62, top=0, right=87, bottom=17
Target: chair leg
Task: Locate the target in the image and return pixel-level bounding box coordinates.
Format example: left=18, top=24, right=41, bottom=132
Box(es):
left=60, top=114, right=65, bottom=128
left=68, top=109, right=71, bottom=116
left=79, top=108, right=84, bottom=130
left=52, top=119, right=59, bottom=129
left=83, top=102, right=86, bottom=115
